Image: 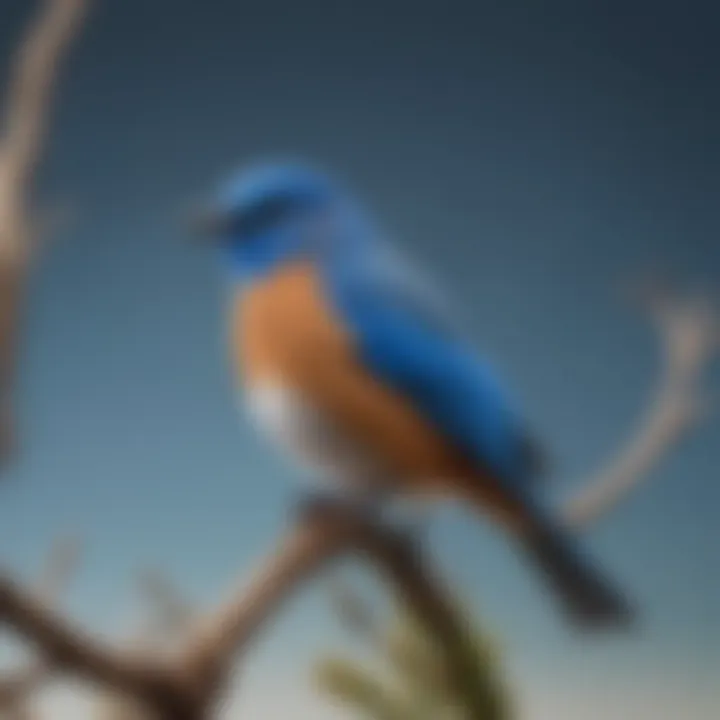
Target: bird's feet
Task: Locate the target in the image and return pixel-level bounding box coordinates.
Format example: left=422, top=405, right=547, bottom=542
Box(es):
left=291, top=490, right=434, bottom=550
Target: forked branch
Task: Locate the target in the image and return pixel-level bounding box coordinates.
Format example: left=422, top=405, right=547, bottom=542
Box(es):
left=0, top=503, right=487, bottom=719
left=0, top=535, right=82, bottom=717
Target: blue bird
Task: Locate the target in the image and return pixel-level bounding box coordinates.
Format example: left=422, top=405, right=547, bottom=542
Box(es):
left=196, top=160, right=633, bottom=629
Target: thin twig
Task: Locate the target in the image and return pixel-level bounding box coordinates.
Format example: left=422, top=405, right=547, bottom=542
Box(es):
left=562, top=287, right=718, bottom=529
left=135, top=569, right=196, bottom=646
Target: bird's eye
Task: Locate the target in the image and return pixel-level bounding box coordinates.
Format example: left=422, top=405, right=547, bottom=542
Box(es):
left=233, top=195, right=299, bottom=238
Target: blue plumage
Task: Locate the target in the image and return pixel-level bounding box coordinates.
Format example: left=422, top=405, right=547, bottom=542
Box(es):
left=320, top=242, right=535, bottom=490
left=209, top=160, right=540, bottom=488
left=199, top=159, right=634, bottom=629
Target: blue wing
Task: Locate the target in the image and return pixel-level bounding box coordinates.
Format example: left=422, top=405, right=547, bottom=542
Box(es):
left=320, top=237, right=544, bottom=490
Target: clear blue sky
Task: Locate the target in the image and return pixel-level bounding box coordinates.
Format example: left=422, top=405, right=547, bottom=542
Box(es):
left=0, top=1, right=718, bottom=717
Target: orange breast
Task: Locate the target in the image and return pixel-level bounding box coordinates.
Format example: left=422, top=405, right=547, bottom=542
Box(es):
left=231, top=261, right=527, bottom=526
left=233, top=261, right=351, bottom=386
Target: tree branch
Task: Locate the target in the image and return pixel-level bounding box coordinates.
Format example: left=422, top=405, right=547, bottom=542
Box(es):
left=0, top=572, right=190, bottom=715
left=179, top=504, right=349, bottom=680
left=0, top=0, right=89, bottom=467
left=0, top=0, right=89, bottom=208
left=561, top=286, right=718, bottom=529
left=0, top=535, right=82, bottom=717
left=0, top=503, right=493, bottom=718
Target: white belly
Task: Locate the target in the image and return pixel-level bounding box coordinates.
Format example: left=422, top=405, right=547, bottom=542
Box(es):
left=245, top=380, right=383, bottom=490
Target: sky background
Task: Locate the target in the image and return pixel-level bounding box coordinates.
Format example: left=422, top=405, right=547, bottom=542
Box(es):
left=0, top=0, right=718, bottom=717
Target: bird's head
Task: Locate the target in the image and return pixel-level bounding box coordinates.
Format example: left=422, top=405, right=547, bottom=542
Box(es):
left=193, top=160, right=351, bottom=280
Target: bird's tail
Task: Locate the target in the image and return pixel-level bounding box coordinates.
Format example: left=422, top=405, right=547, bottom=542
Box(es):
left=516, top=517, right=634, bottom=629
left=449, top=476, right=634, bottom=629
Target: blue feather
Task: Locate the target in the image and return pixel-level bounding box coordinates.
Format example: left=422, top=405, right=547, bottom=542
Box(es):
left=208, top=160, right=542, bottom=489
left=320, top=238, right=539, bottom=491
left=205, top=161, right=635, bottom=630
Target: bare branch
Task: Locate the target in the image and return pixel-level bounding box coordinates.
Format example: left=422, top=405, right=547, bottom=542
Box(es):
left=0, top=511, right=345, bottom=718
left=179, top=508, right=347, bottom=683
left=0, top=0, right=89, bottom=217
left=90, top=581, right=197, bottom=720
left=0, top=572, right=191, bottom=715
left=179, top=502, right=491, bottom=718
left=0, top=0, right=89, bottom=467
left=0, top=535, right=82, bottom=716
left=0, top=514, right=342, bottom=717
left=0, top=503, right=494, bottom=718
left=562, top=287, right=718, bottom=529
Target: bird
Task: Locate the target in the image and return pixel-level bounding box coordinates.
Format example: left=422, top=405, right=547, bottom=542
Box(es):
left=194, top=159, right=634, bottom=629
